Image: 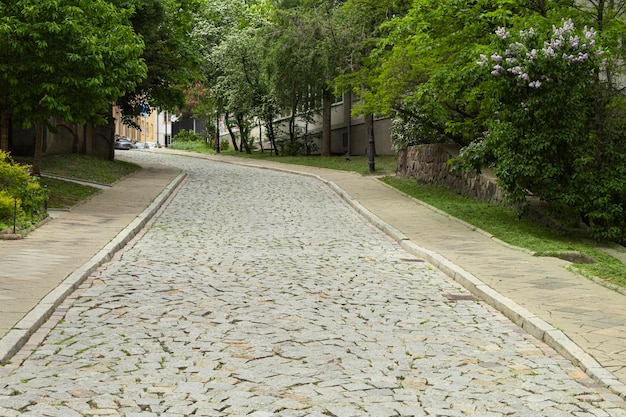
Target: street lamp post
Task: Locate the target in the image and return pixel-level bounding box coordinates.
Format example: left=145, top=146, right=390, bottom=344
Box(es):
left=368, top=114, right=375, bottom=173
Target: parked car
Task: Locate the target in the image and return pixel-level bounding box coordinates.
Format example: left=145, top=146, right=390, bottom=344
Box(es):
left=115, top=138, right=135, bottom=150
left=145, top=142, right=158, bottom=149
left=134, top=142, right=148, bottom=149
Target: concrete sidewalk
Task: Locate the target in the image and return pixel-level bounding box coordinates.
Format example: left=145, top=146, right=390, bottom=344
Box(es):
left=0, top=160, right=184, bottom=363
left=1, top=149, right=625, bottom=401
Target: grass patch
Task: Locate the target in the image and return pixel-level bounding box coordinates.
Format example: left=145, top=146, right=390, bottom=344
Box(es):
left=39, top=177, right=101, bottom=209
left=382, top=176, right=626, bottom=288
left=169, top=141, right=397, bottom=176
left=38, top=154, right=140, bottom=209
left=168, top=141, right=215, bottom=155
left=222, top=150, right=397, bottom=176
left=41, top=154, right=140, bottom=185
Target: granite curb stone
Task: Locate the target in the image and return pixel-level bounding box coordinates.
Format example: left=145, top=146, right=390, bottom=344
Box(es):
left=181, top=151, right=626, bottom=400
left=0, top=171, right=186, bottom=364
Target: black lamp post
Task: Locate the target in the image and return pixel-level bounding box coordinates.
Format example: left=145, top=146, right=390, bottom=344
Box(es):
left=368, top=114, right=375, bottom=173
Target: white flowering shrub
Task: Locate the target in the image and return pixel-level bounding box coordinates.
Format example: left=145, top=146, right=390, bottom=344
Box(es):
left=390, top=110, right=449, bottom=153
left=478, top=19, right=605, bottom=90
left=473, top=19, right=626, bottom=243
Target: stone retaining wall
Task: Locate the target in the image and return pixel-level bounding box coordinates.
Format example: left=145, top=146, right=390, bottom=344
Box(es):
left=396, top=144, right=505, bottom=203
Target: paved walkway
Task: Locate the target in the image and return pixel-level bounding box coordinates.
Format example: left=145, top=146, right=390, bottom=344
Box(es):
left=0, top=149, right=625, bottom=410
left=0, top=160, right=184, bottom=360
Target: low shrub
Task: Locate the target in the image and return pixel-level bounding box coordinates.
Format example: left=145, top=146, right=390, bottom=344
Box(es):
left=0, top=190, right=18, bottom=219
left=172, top=129, right=201, bottom=142
left=0, top=150, right=47, bottom=231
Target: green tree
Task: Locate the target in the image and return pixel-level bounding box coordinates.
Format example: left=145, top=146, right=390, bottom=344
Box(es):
left=332, top=0, right=411, bottom=169
left=212, top=24, right=267, bottom=154
left=114, top=0, right=202, bottom=124
left=0, top=0, right=146, bottom=172
left=475, top=20, right=626, bottom=243
left=263, top=4, right=327, bottom=155
left=193, top=0, right=269, bottom=153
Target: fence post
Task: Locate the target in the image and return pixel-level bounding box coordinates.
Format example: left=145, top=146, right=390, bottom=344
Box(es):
left=13, top=197, right=17, bottom=234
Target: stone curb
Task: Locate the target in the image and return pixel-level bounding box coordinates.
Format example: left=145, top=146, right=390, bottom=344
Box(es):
left=185, top=153, right=624, bottom=400
left=322, top=178, right=626, bottom=400
left=124, top=151, right=626, bottom=399
left=0, top=172, right=187, bottom=365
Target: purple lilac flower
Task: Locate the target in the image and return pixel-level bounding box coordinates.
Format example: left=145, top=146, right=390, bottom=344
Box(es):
left=520, top=28, right=536, bottom=39
left=542, top=45, right=556, bottom=58
left=508, top=66, right=522, bottom=75
left=495, top=27, right=510, bottom=40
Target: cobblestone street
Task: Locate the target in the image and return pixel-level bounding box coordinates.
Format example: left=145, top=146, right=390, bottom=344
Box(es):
left=1, top=152, right=625, bottom=416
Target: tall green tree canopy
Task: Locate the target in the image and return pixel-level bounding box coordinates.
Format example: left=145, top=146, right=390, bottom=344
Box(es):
left=0, top=0, right=146, bottom=132
left=358, top=0, right=626, bottom=241
left=115, top=0, right=202, bottom=122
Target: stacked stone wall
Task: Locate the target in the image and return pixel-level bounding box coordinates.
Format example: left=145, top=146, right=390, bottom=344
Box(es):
left=396, top=144, right=505, bottom=203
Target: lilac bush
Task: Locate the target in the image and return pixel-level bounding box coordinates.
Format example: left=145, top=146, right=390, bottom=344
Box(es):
left=474, top=19, right=626, bottom=243
left=478, top=19, right=605, bottom=93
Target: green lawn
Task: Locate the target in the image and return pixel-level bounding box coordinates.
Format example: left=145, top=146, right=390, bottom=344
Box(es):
left=39, top=154, right=141, bottom=209
left=382, top=177, right=626, bottom=289
left=40, top=177, right=101, bottom=209
left=41, top=154, right=141, bottom=185
left=168, top=140, right=398, bottom=176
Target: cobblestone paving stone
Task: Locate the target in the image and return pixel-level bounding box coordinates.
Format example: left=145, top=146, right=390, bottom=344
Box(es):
left=1, top=152, right=626, bottom=417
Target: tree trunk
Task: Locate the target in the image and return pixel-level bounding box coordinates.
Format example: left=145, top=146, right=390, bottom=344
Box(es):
left=236, top=113, right=251, bottom=154
left=1, top=93, right=9, bottom=152
left=265, top=116, right=277, bottom=153
left=321, top=88, right=332, bottom=156
left=225, top=112, right=239, bottom=152
left=107, top=106, right=115, bottom=160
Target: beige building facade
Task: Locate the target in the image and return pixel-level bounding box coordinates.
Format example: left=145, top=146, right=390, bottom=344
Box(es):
left=112, top=105, right=158, bottom=145
left=218, top=93, right=393, bottom=156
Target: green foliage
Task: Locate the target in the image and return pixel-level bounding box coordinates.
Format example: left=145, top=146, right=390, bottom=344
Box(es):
left=116, top=0, right=201, bottom=121
left=0, top=151, right=32, bottom=195
left=471, top=19, right=626, bottom=244
left=0, top=0, right=147, bottom=129
left=207, top=136, right=230, bottom=151
left=21, top=177, right=48, bottom=218
left=172, top=129, right=202, bottom=142
left=389, top=112, right=449, bottom=152
left=0, top=150, right=47, bottom=228
left=263, top=6, right=327, bottom=143
left=351, top=0, right=626, bottom=244
left=0, top=190, right=17, bottom=220
left=168, top=139, right=214, bottom=153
